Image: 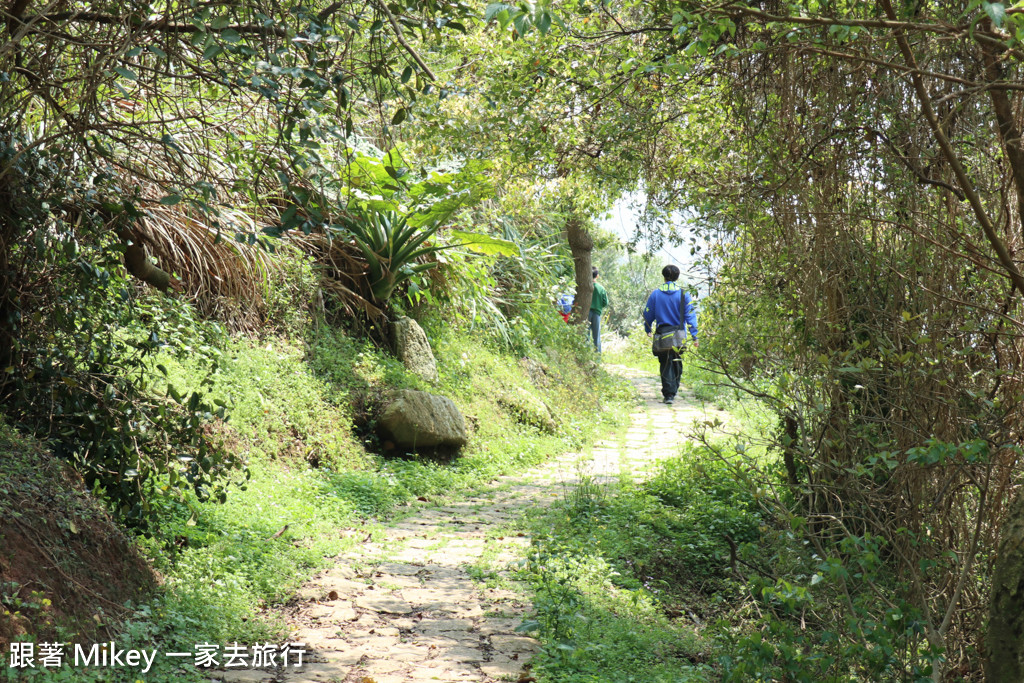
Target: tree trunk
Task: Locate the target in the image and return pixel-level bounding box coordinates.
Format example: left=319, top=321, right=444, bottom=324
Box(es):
left=987, top=489, right=1024, bottom=682
left=0, top=226, right=12, bottom=376
left=980, top=33, right=1024, bottom=231
left=0, top=182, right=17, bottom=389
left=565, top=217, right=593, bottom=324
left=123, top=241, right=179, bottom=293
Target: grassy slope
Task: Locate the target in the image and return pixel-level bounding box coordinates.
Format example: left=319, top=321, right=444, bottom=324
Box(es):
left=5, top=321, right=634, bottom=682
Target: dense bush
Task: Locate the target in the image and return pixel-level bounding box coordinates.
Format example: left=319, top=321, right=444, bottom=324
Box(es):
left=517, top=445, right=766, bottom=682
left=0, top=141, right=242, bottom=527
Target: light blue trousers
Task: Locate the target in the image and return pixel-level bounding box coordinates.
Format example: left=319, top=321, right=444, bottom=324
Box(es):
left=588, top=310, right=602, bottom=353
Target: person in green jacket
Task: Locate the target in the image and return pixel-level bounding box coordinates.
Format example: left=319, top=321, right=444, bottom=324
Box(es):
left=589, top=266, right=609, bottom=353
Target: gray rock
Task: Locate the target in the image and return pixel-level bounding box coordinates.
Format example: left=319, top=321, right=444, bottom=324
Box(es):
left=380, top=390, right=468, bottom=448
left=490, top=634, right=540, bottom=653
left=391, top=316, right=439, bottom=383
left=498, top=386, right=556, bottom=433
left=482, top=659, right=527, bottom=680
left=519, top=357, right=550, bottom=387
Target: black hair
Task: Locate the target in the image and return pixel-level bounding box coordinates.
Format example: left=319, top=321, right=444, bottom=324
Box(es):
left=592, top=266, right=599, bottom=279
left=662, top=264, right=680, bottom=281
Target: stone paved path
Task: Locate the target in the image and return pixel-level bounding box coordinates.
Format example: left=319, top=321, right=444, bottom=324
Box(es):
left=211, top=365, right=728, bottom=683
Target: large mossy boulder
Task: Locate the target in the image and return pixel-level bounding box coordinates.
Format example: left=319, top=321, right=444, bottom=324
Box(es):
left=380, top=389, right=468, bottom=449
left=498, top=386, right=557, bottom=433
left=390, top=316, right=438, bottom=383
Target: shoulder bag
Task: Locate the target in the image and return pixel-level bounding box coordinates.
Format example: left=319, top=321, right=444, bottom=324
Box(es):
left=651, top=290, right=690, bottom=356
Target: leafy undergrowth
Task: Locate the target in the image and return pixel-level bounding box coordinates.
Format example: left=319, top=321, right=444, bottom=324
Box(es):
left=4, top=320, right=633, bottom=682
left=518, top=439, right=768, bottom=682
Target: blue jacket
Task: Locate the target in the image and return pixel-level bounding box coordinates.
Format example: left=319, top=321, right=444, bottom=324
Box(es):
left=643, top=282, right=697, bottom=340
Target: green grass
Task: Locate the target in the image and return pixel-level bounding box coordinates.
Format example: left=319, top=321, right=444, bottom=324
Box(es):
left=98, top=323, right=629, bottom=679
left=603, top=326, right=658, bottom=369
left=517, top=439, right=769, bottom=681
left=5, top=307, right=635, bottom=683
left=519, top=546, right=711, bottom=683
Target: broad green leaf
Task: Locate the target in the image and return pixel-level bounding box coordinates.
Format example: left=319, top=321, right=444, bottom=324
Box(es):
left=485, top=3, right=515, bottom=22
left=221, top=28, right=241, bottom=43
left=449, top=230, right=518, bottom=256
left=113, top=66, right=137, bottom=81
left=537, top=11, right=552, bottom=35
left=392, top=107, right=408, bottom=125
left=203, top=44, right=224, bottom=60
left=159, top=194, right=182, bottom=206
left=513, top=13, right=529, bottom=35
left=984, top=1, right=1006, bottom=26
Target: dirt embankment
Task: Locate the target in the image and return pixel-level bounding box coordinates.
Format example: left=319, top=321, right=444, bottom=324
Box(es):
left=0, top=423, right=155, bottom=647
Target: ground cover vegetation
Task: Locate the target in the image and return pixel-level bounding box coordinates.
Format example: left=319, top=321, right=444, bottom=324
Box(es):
left=5, top=0, right=1024, bottom=680
left=513, top=345, right=777, bottom=683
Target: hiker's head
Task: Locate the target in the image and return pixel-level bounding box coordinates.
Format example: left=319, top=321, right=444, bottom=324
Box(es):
left=662, top=265, right=680, bottom=282
left=592, top=266, right=599, bottom=280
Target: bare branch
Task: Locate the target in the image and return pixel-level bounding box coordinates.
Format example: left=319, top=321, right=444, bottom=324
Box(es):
left=370, top=0, right=436, bottom=82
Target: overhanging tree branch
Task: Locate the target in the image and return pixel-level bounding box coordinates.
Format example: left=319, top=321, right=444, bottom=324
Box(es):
left=9, top=11, right=288, bottom=37
left=880, top=0, right=1024, bottom=296
left=370, top=0, right=436, bottom=82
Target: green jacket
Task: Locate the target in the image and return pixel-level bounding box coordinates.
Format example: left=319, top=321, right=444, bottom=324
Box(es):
left=590, top=282, right=609, bottom=315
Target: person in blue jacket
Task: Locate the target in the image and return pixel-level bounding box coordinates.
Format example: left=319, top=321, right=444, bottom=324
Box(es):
left=556, top=293, right=574, bottom=323
left=643, top=265, right=698, bottom=405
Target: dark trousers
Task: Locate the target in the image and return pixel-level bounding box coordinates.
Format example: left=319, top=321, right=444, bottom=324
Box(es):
left=658, top=350, right=682, bottom=399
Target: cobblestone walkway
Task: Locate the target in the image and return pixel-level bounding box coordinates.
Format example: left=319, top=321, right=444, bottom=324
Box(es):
left=212, top=365, right=728, bottom=683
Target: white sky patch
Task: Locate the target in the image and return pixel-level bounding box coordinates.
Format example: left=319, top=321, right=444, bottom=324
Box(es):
left=597, top=191, right=717, bottom=298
